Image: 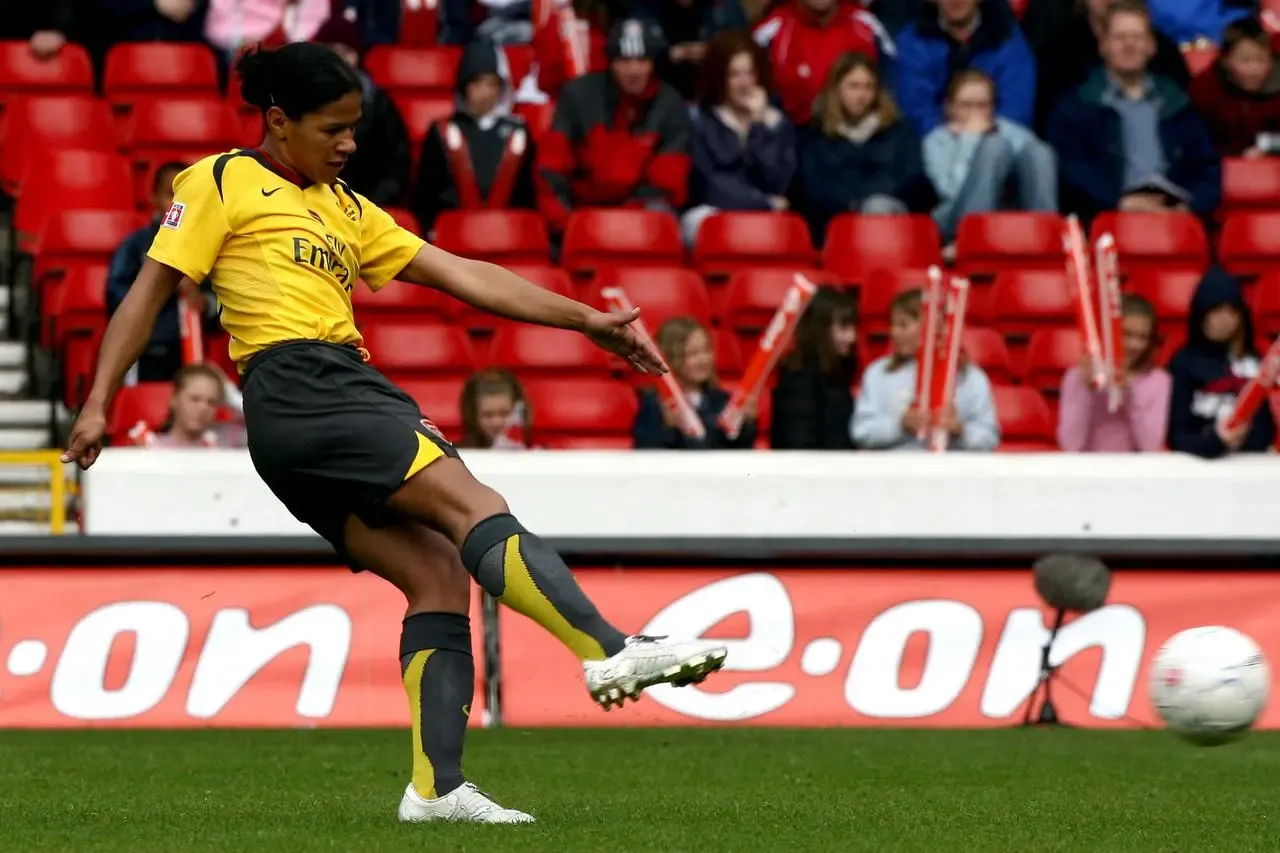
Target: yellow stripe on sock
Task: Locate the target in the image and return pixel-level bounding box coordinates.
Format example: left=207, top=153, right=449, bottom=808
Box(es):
left=402, top=649, right=438, bottom=800
left=501, top=534, right=608, bottom=661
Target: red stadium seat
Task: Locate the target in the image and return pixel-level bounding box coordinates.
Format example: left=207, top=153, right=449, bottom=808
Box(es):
left=1220, top=157, right=1280, bottom=215
left=992, top=384, right=1056, bottom=451
left=1220, top=212, right=1280, bottom=276
left=561, top=210, right=684, bottom=275
left=31, top=209, right=146, bottom=292
left=523, top=377, right=638, bottom=441
left=723, top=268, right=839, bottom=333
left=107, top=382, right=174, bottom=444
left=396, top=376, right=465, bottom=435
left=43, top=263, right=108, bottom=351
left=503, top=45, right=534, bottom=86
left=399, top=0, right=440, bottom=46
left=955, top=212, right=1064, bottom=278
left=692, top=212, right=815, bottom=278
left=513, top=102, right=554, bottom=141
left=433, top=210, right=550, bottom=264
left=0, top=41, right=93, bottom=97
left=1125, top=268, right=1199, bottom=336
left=124, top=98, right=241, bottom=158
left=858, top=267, right=932, bottom=339
left=351, top=279, right=447, bottom=324
left=384, top=207, right=422, bottom=234
left=1023, top=328, right=1084, bottom=395
left=592, top=266, right=712, bottom=330
left=1252, top=271, right=1280, bottom=337
left=486, top=324, right=614, bottom=375
left=822, top=214, right=941, bottom=284
left=361, top=321, right=476, bottom=376
left=103, top=42, right=219, bottom=101
left=365, top=46, right=461, bottom=96
left=0, top=96, right=119, bottom=193
left=443, top=264, right=576, bottom=329
left=989, top=270, right=1076, bottom=337
left=14, top=149, right=135, bottom=251
left=962, top=327, right=1014, bottom=385
left=62, top=327, right=103, bottom=409
left=1090, top=211, right=1208, bottom=274
left=394, top=94, right=455, bottom=149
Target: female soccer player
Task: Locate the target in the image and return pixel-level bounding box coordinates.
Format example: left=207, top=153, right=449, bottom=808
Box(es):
left=61, top=42, right=727, bottom=825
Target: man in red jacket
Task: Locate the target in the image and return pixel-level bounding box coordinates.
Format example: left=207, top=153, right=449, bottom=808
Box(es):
left=536, top=17, right=692, bottom=234
left=754, top=0, right=894, bottom=125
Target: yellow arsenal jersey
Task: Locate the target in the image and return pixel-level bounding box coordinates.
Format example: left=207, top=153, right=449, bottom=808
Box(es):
left=147, top=148, right=425, bottom=368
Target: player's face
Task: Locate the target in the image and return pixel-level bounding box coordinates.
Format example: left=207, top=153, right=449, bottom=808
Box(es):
left=1203, top=304, right=1242, bottom=344
left=830, top=316, right=857, bottom=357
left=1122, top=312, right=1154, bottom=369
left=476, top=392, right=515, bottom=442
left=172, top=376, right=221, bottom=437
left=838, top=66, right=876, bottom=120
left=889, top=309, right=921, bottom=359
left=279, top=90, right=363, bottom=186
left=1225, top=39, right=1273, bottom=93
left=680, top=329, right=715, bottom=386
left=611, top=58, right=653, bottom=97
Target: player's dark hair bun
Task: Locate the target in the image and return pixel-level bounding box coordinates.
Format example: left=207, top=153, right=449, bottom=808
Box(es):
left=235, top=43, right=363, bottom=119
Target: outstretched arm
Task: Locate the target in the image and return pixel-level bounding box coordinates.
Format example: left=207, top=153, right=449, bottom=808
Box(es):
left=62, top=260, right=183, bottom=468
left=398, top=242, right=668, bottom=375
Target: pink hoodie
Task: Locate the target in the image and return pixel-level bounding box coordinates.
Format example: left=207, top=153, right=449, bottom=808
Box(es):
left=206, top=0, right=332, bottom=52
left=1057, top=366, right=1172, bottom=452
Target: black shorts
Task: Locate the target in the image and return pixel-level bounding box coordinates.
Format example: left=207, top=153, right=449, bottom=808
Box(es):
left=241, top=340, right=459, bottom=566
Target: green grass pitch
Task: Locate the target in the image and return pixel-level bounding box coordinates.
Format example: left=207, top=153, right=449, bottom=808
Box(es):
left=2, top=728, right=1279, bottom=852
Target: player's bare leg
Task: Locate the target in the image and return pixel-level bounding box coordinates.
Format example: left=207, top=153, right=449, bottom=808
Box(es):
left=387, top=457, right=728, bottom=710
left=345, top=517, right=534, bottom=824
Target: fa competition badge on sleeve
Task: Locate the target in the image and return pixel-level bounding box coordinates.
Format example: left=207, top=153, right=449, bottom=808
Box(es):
left=162, top=202, right=186, bottom=230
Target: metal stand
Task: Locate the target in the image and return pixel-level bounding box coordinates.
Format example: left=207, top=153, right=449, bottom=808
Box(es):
left=1021, top=608, right=1074, bottom=728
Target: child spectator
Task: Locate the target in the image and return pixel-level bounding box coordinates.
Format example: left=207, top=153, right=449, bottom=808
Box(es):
left=459, top=369, right=534, bottom=449
left=1167, top=266, right=1277, bottom=457
left=108, top=162, right=215, bottom=384
left=923, top=70, right=1056, bottom=246
left=636, top=0, right=749, bottom=99
left=413, top=42, right=537, bottom=234
left=683, top=31, right=797, bottom=246
left=852, top=288, right=1000, bottom=450
left=895, top=0, right=1037, bottom=135
left=536, top=18, right=691, bottom=235
left=633, top=317, right=756, bottom=449
left=797, top=52, right=936, bottom=241
left=1046, top=0, right=1220, bottom=223
left=315, top=12, right=411, bottom=206
left=771, top=286, right=858, bottom=449
left=753, top=0, right=892, bottom=125
left=130, top=365, right=246, bottom=448
left=1057, top=293, right=1172, bottom=451
left=1189, top=16, right=1280, bottom=158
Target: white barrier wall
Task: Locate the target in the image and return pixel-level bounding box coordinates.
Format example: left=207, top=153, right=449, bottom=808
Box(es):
left=81, top=449, right=1280, bottom=541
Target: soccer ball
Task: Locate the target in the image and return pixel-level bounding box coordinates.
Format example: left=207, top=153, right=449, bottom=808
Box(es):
left=1149, top=626, right=1270, bottom=746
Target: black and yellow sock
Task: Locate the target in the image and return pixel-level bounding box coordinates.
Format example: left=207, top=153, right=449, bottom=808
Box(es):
left=400, top=612, right=472, bottom=800
left=460, top=513, right=627, bottom=660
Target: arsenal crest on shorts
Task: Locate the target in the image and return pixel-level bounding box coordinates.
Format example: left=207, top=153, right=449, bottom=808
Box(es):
left=420, top=417, right=447, bottom=441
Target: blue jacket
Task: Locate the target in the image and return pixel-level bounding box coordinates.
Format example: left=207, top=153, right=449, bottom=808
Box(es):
left=107, top=220, right=181, bottom=348
left=1166, top=266, right=1276, bottom=458
left=1045, top=69, right=1222, bottom=222
left=689, top=106, right=796, bottom=211
left=632, top=386, right=756, bottom=449
left=796, top=116, right=936, bottom=240
left=894, top=0, right=1036, bottom=134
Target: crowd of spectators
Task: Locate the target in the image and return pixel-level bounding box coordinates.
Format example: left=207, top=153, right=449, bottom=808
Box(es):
left=4, top=0, right=1278, bottom=458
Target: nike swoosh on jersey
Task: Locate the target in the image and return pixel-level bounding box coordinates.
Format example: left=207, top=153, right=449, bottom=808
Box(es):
left=261, top=187, right=283, bottom=197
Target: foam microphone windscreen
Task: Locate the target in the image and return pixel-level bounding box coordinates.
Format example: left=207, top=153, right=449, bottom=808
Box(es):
left=1032, top=553, right=1112, bottom=612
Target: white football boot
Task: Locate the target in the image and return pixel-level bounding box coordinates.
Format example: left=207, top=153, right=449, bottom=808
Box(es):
left=397, top=782, right=535, bottom=824
left=583, top=634, right=729, bottom=710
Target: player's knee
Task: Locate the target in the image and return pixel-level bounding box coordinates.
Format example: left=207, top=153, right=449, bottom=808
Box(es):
left=402, top=547, right=472, bottom=614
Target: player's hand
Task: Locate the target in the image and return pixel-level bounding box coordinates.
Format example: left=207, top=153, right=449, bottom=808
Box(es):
left=901, top=405, right=927, bottom=435
left=62, top=404, right=107, bottom=470
left=583, top=308, right=669, bottom=375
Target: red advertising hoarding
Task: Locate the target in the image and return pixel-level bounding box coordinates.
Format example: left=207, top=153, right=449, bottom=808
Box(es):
left=0, top=568, right=486, bottom=728
left=499, top=569, right=1280, bottom=728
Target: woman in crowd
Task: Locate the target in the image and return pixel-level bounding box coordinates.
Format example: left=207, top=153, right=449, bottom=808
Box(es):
left=771, top=286, right=858, bottom=449
left=1057, top=294, right=1172, bottom=452
left=130, top=365, right=246, bottom=448
left=1167, top=266, right=1276, bottom=457
left=683, top=30, right=797, bottom=246
left=458, top=368, right=534, bottom=450
left=1189, top=16, right=1280, bottom=158
left=797, top=52, right=935, bottom=243
left=852, top=288, right=999, bottom=451
left=923, top=69, right=1057, bottom=251
left=633, top=317, right=756, bottom=449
